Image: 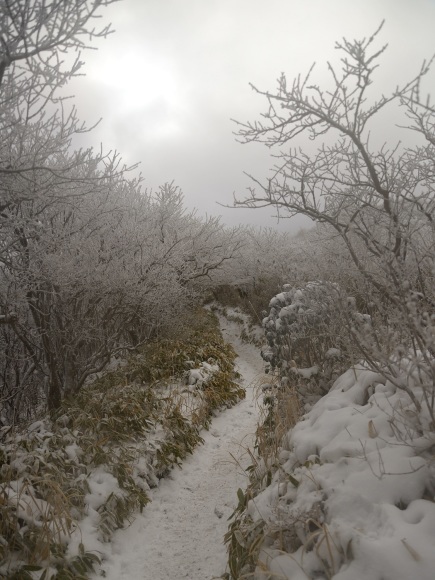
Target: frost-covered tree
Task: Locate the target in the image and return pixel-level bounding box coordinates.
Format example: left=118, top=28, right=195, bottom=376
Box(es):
left=1, top=171, right=243, bottom=416
left=147, top=182, right=244, bottom=288
left=236, top=227, right=295, bottom=285
left=235, top=24, right=435, bottom=424
left=0, top=0, right=125, bottom=416
left=0, top=2, right=243, bottom=420
left=0, top=0, right=121, bottom=205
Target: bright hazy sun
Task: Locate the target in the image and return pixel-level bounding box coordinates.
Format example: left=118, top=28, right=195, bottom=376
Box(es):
left=89, top=49, right=185, bottom=137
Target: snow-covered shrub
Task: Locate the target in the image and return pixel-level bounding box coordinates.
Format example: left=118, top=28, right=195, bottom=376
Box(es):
left=261, top=281, right=360, bottom=404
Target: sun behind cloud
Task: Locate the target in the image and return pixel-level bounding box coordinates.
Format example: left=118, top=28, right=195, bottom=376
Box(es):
left=87, top=48, right=187, bottom=138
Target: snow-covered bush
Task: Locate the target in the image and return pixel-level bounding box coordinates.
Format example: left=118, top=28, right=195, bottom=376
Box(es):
left=261, top=281, right=360, bottom=404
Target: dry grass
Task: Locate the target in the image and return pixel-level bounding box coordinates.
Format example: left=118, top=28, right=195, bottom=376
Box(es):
left=254, top=376, right=300, bottom=473
left=224, top=373, right=302, bottom=579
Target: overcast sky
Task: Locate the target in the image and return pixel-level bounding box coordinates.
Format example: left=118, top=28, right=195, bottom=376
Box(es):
left=69, top=0, right=435, bottom=232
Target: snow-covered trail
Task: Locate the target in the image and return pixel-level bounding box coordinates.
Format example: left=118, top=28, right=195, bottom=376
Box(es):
left=94, top=317, right=264, bottom=580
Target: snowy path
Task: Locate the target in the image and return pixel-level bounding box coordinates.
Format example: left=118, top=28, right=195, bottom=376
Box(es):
left=94, top=317, right=264, bottom=580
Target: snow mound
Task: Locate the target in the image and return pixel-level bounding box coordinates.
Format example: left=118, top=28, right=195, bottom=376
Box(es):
left=247, top=365, right=435, bottom=579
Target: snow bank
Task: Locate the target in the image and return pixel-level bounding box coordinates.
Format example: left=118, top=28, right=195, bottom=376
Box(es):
left=245, top=365, right=435, bottom=579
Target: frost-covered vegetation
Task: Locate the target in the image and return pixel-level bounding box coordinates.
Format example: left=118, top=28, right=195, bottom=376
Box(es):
left=0, top=308, right=245, bottom=577
left=0, top=4, right=248, bottom=574
left=0, top=0, right=246, bottom=419
left=2, top=3, right=435, bottom=579
left=225, top=24, right=435, bottom=580
left=227, top=357, right=435, bottom=579
left=225, top=276, right=435, bottom=579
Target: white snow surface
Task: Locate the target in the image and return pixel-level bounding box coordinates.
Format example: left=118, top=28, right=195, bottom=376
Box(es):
left=91, top=314, right=264, bottom=580
left=250, top=364, right=435, bottom=580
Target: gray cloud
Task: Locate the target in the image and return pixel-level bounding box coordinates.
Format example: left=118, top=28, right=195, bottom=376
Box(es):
left=68, top=0, right=435, bottom=231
